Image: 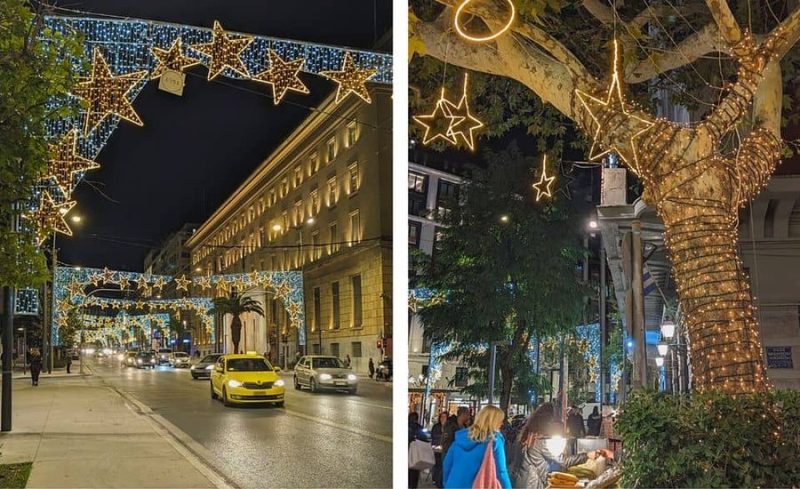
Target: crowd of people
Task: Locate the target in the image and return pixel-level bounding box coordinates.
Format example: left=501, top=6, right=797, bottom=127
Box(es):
left=410, top=403, right=613, bottom=489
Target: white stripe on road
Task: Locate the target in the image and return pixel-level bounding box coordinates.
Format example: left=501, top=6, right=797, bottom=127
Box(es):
left=282, top=408, right=392, bottom=444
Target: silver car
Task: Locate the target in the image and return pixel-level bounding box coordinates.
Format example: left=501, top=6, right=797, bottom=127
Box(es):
left=169, top=352, right=191, bottom=368
left=293, top=355, right=358, bottom=394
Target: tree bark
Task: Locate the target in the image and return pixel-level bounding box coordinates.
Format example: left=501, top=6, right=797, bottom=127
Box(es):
left=231, top=315, right=242, bottom=354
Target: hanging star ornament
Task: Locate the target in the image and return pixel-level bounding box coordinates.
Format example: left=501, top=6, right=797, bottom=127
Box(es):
left=532, top=155, right=556, bottom=202
left=413, top=73, right=483, bottom=150
left=189, top=20, right=253, bottom=80
left=320, top=52, right=376, bottom=104
left=575, top=39, right=653, bottom=176
left=444, top=74, right=483, bottom=150
left=150, top=37, right=200, bottom=80
left=26, top=191, right=76, bottom=245
left=46, top=130, right=100, bottom=197
left=253, top=50, right=309, bottom=105
left=72, top=48, right=148, bottom=135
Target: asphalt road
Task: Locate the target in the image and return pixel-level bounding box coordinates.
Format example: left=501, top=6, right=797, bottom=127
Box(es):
left=89, top=357, right=392, bottom=488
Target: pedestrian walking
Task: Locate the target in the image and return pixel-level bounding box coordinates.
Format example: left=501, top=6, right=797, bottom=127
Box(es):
left=508, top=403, right=613, bottom=489
left=408, top=412, right=426, bottom=489
left=587, top=406, right=602, bottom=436
left=368, top=357, right=375, bottom=379
left=431, top=412, right=449, bottom=487
left=66, top=353, right=72, bottom=374
left=29, top=348, right=42, bottom=386
left=441, top=406, right=471, bottom=459
left=442, top=405, right=512, bottom=489
left=344, top=354, right=351, bottom=368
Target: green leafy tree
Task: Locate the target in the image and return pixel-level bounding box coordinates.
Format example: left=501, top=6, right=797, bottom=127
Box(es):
left=210, top=291, right=264, bottom=354
left=419, top=144, right=588, bottom=413
left=59, top=308, right=81, bottom=349
left=0, top=0, right=85, bottom=288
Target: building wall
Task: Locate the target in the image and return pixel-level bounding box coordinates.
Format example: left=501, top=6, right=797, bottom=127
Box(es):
left=739, top=176, right=800, bottom=389
left=186, top=87, right=392, bottom=372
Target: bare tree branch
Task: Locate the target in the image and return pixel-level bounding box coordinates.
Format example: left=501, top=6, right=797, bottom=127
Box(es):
left=752, top=60, right=782, bottom=136
left=705, top=0, right=742, bottom=44
left=768, top=5, right=800, bottom=60
left=626, top=22, right=726, bottom=83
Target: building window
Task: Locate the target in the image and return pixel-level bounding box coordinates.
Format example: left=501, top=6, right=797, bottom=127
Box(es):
left=455, top=367, right=469, bottom=387
left=331, top=343, right=340, bottom=358
left=326, top=137, right=336, bottom=163
left=351, top=274, right=362, bottom=328
left=311, top=230, right=320, bottom=260
left=349, top=210, right=361, bottom=245
left=437, top=180, right=460, bottom=216
left=351, top=341, right=362, bottom=358
left=293, top=199, right=303, bottom=226
left=347, top=122, right=358, bottom=147
left=409, top=221, right=421, bottom=246
left=294, top=165, right=303, bottom=187
left=329, top=222, right=339, bottom=254
left=281, top=177, right=289, bottom=197
left=312, top=344, right=321, bottom=354
left=327, top=176, right=338, bottom=207
left=348, top=162, right=360, bottom=195
left=269, top=188, right=276, bottom=205
left=281, top=211, right=289, bottom=233
left=310, top=152, right=319, bottom=176
left=332, top=282, right=340, bottom=330
left=310, top=188, right=320, bottom=214
left=409, top=172, right=427, bottom=193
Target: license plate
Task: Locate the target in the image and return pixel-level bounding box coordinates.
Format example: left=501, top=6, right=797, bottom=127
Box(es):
left=254, top=390, right=267, bottom=396
left=334, top=381, right=346, bottom=386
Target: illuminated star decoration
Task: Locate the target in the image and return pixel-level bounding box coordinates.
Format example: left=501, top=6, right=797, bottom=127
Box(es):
left=575, top=39, right=654, bottom=176
left=135, top=275, right=150, bottom=290
left=152, top=276, right=167, bottom=291
left=532, top=155, right=556, bottom=202
left=46, top=130, right=100, bottom=197
left=72, top=47, right=148, bottom=135
left=118, top=276, right=130, bottom=290
left=252, top=50, right=309, bottom=105
left=444, top=74, right=484, bottom=150
left=196, top=276, right=212, bottom=291
left=88, top=274, right=102, bottom=288
left=100, top=267, right=116, bottom=283
left=555, top=159, right=576, bottom=200
left=320, top=52, right=376, bottom=104
left=27, top=191, right=76, bottom=245
left=174, top=275, right=191, bottom=291
left=150, top=37, right=201, bottom=80
left=413, top=88, right=462, bottom=146
left=189, top=20, right=254, bottom=81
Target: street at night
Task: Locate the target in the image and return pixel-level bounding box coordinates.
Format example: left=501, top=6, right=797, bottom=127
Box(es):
left=89, top=356, right=392, bottom=488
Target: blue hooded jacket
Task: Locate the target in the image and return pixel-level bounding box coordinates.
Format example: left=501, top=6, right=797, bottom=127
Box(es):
left=443, top=429, right=512, bottom=488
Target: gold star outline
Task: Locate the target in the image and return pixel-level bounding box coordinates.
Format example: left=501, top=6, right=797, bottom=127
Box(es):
left=252, top=50, right=309, bottom=105
left=150, top=37, right=201, bottom=80
left=26, top=191, right=75, bottom=245
left=46, top=130, right=100, bottom=197
left=189, top=20, right=253, bottom=81
left=532, top=155, right=556, bottom=202
left=320, top=52, right=376, bottom=104
left=174, top=274, right=192, bottom=291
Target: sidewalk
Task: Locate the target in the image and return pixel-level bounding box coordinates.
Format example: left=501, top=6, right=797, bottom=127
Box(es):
left=12, top=362, right=88, bottom=380
left=0, top=376, right=223, bottom=488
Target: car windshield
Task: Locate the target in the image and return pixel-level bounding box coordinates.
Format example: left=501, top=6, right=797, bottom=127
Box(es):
left=174, top=352, right=188, bottom=357
left=226, top=358, right=272, bottom=372
left=127, top=353, right=137, bottom=357
left=201, top=355, right=220, bottom=363
left=313, top=357, right=344, bottom=369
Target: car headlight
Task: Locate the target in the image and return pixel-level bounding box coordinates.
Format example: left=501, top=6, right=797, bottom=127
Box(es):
left=227, top=380, right=242, bottom=388
left=319, top=373, right=332, bottom=381
left=151, top=359, right=155, bottom=363
left=137, top=359, right=142, bottom=364
left=274, top=379, right=285, bottom=387
left=190, top=365, right=195, bottom=370
left=347, top=374, right=357, bottom=381
left=205, top=365, right=214, bottom=370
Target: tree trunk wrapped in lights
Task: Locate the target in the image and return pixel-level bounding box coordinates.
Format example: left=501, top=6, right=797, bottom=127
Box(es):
left=413, top=0, right=800, bottom=393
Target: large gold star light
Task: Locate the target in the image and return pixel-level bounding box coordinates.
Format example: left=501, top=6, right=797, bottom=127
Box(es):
left=253, top=50, right=309, bottom=105
left=72, top=48, right=148, bottom=135
left=46, top=130, right=100, bottom=197
left=444, top=74, right=484, bottom=150
left=27, top=191, right=76, bottom=245
left=413, top=89, right=462, bottom=146
left=575, top=39, right=653, bottom=176
left=150, top=37, right=201, bottom=80
left=320, top=52, right=376, bottom=104
left=189, top=21, right=253, bottom=80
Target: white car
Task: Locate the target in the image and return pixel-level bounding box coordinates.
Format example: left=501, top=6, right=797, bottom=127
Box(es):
left=293, top=355, right=358, bottom=394
left=169, top=352, right=191, bottom=368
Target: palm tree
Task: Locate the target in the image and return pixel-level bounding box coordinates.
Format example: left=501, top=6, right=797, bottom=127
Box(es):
left=209, top=291, right=264, bottom=354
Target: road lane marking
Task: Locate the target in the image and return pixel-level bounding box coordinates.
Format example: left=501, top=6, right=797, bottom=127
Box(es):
left=282, top=408, right=392, bottom=443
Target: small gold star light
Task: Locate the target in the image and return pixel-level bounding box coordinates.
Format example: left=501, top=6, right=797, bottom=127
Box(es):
left=152, top=276, right=167, bottom=291
left=320, top=52, right=377, bottom=104
left=232, top=275, right=249, bottom=291
left=444, top=74, right=483, bottom=150
left=196, top=276, right=212, bottom=291
left=413, top=88, right=461, bottom=146
left=100, top=267, right=116, bottom=283
left=88, top=274, right=102, bottom=287
left=135, top=275, right=150, bottom=290
left=253, top=50, right=309, bottom=105
left=46, top=130, right=100, bottom=197
left=27, top=191, right=76, bottom=245
left=575, top=39, right=653, bottom=176
left=118, top=276, right=130, bottom=290
left=189, top=21, right=253, bottom=81
left=532, top=155, right=556, bottom=202
left=72, top=48, right=148, bottom=134
left=150, top=38, right=200, bottom=80
left=174, top=274, right=191, bottom=291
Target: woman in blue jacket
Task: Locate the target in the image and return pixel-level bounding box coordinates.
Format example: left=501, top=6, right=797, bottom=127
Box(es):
left=443, top=405, right=512, bottom=488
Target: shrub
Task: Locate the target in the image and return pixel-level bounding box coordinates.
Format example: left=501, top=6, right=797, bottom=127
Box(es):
left=615, top=389, right=800, bottom=488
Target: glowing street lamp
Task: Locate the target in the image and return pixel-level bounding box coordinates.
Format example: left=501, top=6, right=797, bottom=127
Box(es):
left=655, top=356, right=664, bottom=367
left=657, top=343, right=669, bottom=356
left=660, top=320, right=676, bottom=341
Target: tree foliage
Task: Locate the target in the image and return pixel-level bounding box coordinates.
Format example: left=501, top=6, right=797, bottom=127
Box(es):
left=210, top=291, right=264, bottom=354
left=0, top=0, right=85, bottom=288
left=419, top=144, right=589, bottom=412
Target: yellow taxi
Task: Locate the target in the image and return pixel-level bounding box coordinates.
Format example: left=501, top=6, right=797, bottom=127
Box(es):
left=210, top=353, right=285, bottom=407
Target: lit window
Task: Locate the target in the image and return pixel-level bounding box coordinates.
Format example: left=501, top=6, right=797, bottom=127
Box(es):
left=329, top=222, right=339, bottom=254
left=347, top=122, right=358, bottom=147
left=269, top=188, right=276, bottom=205
left=293, top=199, right=303, bottom=226
left=348, top=162, right=360, bottom=194
left=409, top=172, right=426, bottom=193
left=311, top=230, right=320, bottom=261
left=281, top=211, right=289, bottom=233
left=327, top=176, right=338, bottom=206
left=310, top=152, right=319, bottom=175
left=310, top=188, right=320, bottom=214
left=326, top=137, right=336, bottom=163
left=294, top=165, right=303, bottom=187
left=349, top=210, right=361, bottom=245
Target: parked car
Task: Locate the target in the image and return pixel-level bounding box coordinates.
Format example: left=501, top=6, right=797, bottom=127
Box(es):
left=157, top=348, right=172, bottom=365
left=376, top=358, right=392, bottom=381
left=135, top=352, right=156, bottom=369
left=169, top=352, right=191, bottom=368
left=293, top=355, right=358, bottom=394
left=190, top=353, right=221, bottom=379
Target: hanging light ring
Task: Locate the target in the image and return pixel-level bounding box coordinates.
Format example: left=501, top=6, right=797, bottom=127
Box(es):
left=454, top=0, right=516, bottom=43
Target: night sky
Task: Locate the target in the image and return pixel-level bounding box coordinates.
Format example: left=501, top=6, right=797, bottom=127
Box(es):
left=49, top=0, right=392, bottom=272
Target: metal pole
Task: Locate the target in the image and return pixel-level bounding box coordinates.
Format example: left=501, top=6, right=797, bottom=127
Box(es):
left=630, top=220, right=647, bottom=389
left=488, top=341, right=497, bottom=406
left=47, top=234, right=56, bottom=374
left=2, top=285, right=14, bottom=431
left=599, top=245, right=607, bottom=405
